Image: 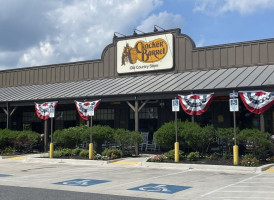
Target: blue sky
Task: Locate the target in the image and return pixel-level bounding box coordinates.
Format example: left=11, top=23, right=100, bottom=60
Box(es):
left=0, top=0, right=274, bottom=70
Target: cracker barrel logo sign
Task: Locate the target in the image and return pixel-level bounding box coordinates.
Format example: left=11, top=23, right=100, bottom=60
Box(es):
left=117, top=33, right=173, bottom=74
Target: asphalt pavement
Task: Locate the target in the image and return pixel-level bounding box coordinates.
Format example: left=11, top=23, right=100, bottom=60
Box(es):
left=0, top=154, right=274, bottom=200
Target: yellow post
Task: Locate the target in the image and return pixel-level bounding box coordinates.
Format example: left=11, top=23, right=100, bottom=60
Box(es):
left=89, top=143, right=93, bottom=160
left=49, top=143, right=54, bottom=158
left=174, top=142, right=179, bottom=163
left=233, top=145, right=239, bottom=165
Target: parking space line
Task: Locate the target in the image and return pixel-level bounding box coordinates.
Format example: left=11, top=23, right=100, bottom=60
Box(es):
left=266, top=169, right=274, bottom=172
left=110, top=161, right=138, bottom=165
left=201, top=173, right=262, bottom=197
left=103, top=170, right=190, bottom=190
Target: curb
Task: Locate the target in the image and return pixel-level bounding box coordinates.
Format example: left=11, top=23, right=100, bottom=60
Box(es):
left=138, top=162, right=274, bottom=173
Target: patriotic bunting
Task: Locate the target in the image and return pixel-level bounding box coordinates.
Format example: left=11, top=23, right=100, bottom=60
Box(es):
left=75, top=100, right=101, bottom=120
left=239, top=91, right=274, bottom=114
left=178, top=93, right=214, bottom=115
left=34, top=101, right=58, bottom=120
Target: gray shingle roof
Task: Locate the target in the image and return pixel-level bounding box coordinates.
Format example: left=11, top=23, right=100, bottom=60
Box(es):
left=0, top=65, right=273, bottom=103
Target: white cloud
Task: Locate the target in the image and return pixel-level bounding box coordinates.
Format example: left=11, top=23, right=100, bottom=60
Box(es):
left=137, top=11, right=184, bottom=32
left=194, top=0, right=274, bottom=15
left=1, top=0, right=164, bottom=69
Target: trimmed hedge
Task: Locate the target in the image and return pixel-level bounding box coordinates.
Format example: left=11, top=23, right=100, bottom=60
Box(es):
left=0, top=129, right=40, bottom=153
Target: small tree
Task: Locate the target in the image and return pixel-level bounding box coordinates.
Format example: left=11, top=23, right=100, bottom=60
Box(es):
left=154, top=121, right=176, bottom=149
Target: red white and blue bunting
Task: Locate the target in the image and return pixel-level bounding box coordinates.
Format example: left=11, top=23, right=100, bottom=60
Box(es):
left=239, top=91, right=274, bottom=114
left=178, top=93, right=214, bottom=115
left=34, top=101, right=58, bottom=120
left=75, top=100, right=101, bottom=120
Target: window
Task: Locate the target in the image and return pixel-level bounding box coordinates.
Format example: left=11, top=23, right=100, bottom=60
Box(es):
left=130, top=107, right=158, bottom=119
left=93, top=109, right=114, bottom=120
left=0, top=113, right=6, bottom=122
left=22, top=112, right=42, bottom=122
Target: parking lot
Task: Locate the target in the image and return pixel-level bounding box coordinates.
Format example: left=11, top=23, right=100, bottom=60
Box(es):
left=0, top=158, right=274, bottom=200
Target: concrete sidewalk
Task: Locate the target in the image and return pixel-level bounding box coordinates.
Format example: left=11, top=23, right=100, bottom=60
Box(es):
left=2, top=153, right=274, bottom=174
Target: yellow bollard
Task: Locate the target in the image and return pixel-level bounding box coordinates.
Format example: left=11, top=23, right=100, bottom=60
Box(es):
left=233, top=145, right=239, bottom=165
left=89, top=143, right=93, bottom=160
left=174, top=142, right=179, bottom=163
left=49, top=143, right=54, bottom=158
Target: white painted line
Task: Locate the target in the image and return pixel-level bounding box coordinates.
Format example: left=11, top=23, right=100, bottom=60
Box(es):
left=220, top=191, right=274, bottom=193
left=201, top=173, right=262, bottom=197
left=231, top=186, right=274, bottom=188
left=244, top=182, right=274, bottom=183
left=210, top=198, right=274, bottom=199
left=102, top=170, right=190, bottom=190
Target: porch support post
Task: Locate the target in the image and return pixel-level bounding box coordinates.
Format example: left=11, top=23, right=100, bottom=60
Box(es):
left=2, top=105, right=17, bottom=129
left=260, top=114, right=265, bottom=133
left=126, top=99, right=148, bottom=155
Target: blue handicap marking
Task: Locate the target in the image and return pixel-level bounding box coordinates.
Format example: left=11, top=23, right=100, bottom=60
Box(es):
left=54, top=179, right=109, bottom=187
left=129, top=183, right=191, bottom=194
left=0, top=174, right=12, bottom=177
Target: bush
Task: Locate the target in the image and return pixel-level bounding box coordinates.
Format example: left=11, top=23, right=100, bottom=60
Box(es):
left=71, top=147, right=82, bottom=156
left=266, top=156, right=274, bottom=163
left=14, top=131, right=40, bottom=152
left=154, top=121, right=177, bottom=148
left=79, top=149, right=89, bottom=158
left=164, top=149, right=184, bottom=161
left=154, top=121, right=215, bottom=153
left=1, top=147, right=16, bottom=155
left=147, top=154, right=168, bottom=162
left=54, top=125, right=90, bottom=149
left=187, top=152, right=199, bottom=161
left=241, top=154, right=259, bottom=167
left=114, top=129, right=143, bottom=156
left=206, top=153, right=219, bottom=160
left=237, top=128, right=273, bottom=158
left=0, top=129, right=39, bottom=153
left=101, top=148, right=122, bottom=159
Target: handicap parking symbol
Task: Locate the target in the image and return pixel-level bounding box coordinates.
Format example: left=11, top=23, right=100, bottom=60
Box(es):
left=54, top=179, right=109, bottom=187
left=0, top=174, right=12, bottom=177
left=129, top=183, right=191, bottom=194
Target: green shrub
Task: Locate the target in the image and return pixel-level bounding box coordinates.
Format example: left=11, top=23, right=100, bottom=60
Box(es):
left=266, top=156, right=274, bottom=163
left=1, top=146, right=16, bottom=155
left=147, top=154, right=168, bottom=162
left=237, top=128, right=273, bottom=157
left=0, top=129, right=39, bottom=153
left=164, top=149, right=184, bottom=160
left=114, top=129, right=143, bottom=156
left=0, top=129, right=16, bottom=150
left=222, top=153, right=231, bottom=159
left=241, top=154, right=259, bottom=167
left=154, top=121, right=177, bottom=148
left=54, top=125, right=90, bottom=149
left=53, top=150, right=63, bottom=158
left=14, top=131, right=40, bottom=153
left=101, top=148, right=122, bottom=159
left=187, top=152, right=199, bottom=161
left=206, top=153, right=219, bottom=160
left=71, top=147, right=82, bottom=156
left=79, top=149, right=89, bottom=158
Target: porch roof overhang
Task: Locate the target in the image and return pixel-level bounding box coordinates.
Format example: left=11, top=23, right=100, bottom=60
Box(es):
left=0, top=65, right=274, bottom=107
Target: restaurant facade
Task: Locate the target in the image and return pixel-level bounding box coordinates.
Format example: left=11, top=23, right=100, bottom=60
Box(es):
left=0, top=28, right=273, bottom=139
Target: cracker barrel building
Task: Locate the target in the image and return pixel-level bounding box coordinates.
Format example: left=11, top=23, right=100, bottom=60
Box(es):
left=0, top=28, right=273, bottom=147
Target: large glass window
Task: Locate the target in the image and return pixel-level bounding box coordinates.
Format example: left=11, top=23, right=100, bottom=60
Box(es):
left=22, top=112, right=42, bottom=122
left=130, top=107, right=158, bottom=119
left=93, top=109, right=114, bottom=120
left=0, top=113, right=6, bottom=122
left=55, top=110, right=76, bottom=130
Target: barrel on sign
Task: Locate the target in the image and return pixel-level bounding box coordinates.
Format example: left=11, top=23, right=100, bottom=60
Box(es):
left=129, top=48, right=137, bottom=64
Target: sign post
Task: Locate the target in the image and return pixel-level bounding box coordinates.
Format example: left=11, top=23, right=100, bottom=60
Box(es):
left=49, top=107, right=55, bottom=159
left=89, top=105, right=94, bottom=160
left=172, top=99, right=180, bottom=163
left=230, top=91, right=239, bottom=165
